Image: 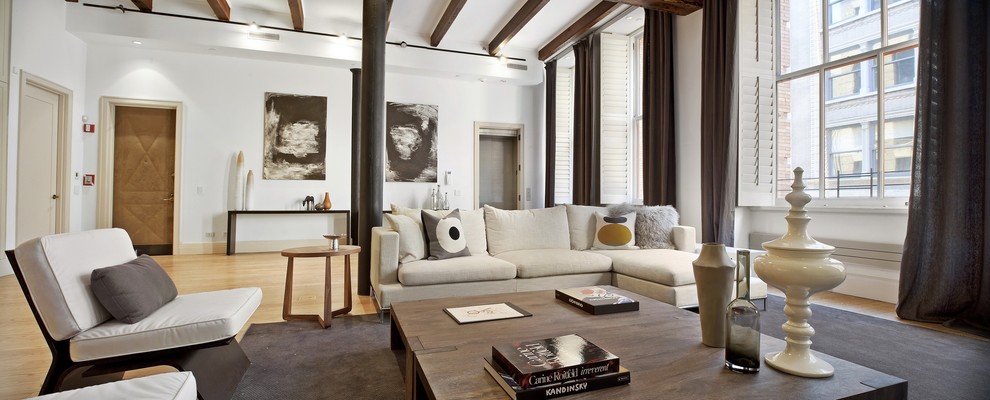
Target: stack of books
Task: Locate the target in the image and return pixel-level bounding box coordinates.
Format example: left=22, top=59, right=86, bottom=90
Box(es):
left=555, top=286, right=639, bottom=315
left=484, top=334, right=630, bottom=399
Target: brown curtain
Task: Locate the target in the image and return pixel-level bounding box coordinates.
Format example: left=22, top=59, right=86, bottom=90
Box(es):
left=700, top=0, right=737, bottom=244
left=572, top=37, right=600, bottom=206
left=642, top=10, right=676, bottom=207
left=545, top=60, right=558, bottom=208
left=897, top=0, right=989, bottom=336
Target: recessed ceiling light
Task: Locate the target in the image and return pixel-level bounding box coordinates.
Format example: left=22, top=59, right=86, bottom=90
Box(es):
left=249, top=22, right=259, bottom=32
left=498, top=55, right=507, bottom=64
left=132, top=40, right=142, bottom=45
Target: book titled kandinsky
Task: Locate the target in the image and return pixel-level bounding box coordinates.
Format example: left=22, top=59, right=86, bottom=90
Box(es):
left=483, top=356, right=630, bottom=400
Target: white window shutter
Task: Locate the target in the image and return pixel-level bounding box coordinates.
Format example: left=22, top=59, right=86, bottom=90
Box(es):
left=554, top=67, right=574, bottom=205
left=737, top=0, right=776, bottom=206
left=599, top=33, right=631, bottom=205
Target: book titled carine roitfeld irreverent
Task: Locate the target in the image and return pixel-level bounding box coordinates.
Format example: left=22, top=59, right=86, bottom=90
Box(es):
left=491, top=334, right=620, bottom=390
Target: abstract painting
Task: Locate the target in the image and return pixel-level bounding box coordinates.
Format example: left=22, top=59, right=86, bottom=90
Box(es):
left=385, top=102, right=438, bottom=182
left=262, top=92, right=327, bottom=180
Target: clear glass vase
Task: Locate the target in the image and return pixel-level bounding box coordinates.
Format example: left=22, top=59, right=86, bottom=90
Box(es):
left=725, top=249, right=761, bottom=373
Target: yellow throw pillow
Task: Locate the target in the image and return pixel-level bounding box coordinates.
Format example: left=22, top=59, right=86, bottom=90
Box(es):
left=592, top=212, right=638, bottom=250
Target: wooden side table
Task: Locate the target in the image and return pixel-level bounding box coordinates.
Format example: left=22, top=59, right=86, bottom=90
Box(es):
left=280, top=245, right=360, bottom=328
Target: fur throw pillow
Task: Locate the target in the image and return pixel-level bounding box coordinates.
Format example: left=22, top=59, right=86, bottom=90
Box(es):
left=607, top=204, right=679, bottom=249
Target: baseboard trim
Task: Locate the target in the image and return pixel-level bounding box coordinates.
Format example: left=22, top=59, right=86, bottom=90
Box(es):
left=832, top=263, right=900, bottom=304
left=176, top=239, right=328, bottom=255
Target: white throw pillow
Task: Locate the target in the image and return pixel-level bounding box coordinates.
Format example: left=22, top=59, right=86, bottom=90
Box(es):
left=564, top=204, right=608, bottom=250
left=458, top=208, right=488, bottom=255
left=483, top=205, right=570, bottom=255
left=383, top=213, right=426, bottom=263
left=592, top=211, right=638, bottom=250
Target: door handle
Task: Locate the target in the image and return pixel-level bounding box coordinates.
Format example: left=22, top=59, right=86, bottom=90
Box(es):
left=52, top=194, right=59, bottom=200
left=163, top=193, right=174, bottom=202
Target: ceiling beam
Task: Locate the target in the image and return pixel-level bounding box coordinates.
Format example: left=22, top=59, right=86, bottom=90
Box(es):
left=385, top=0, right=393, bottom=34
left=206, top=0, right=231, bottom=21
left=538, top=1, right=622, bottom=61
left=287, top=0, right=304, bottom=30
left=131, top=0, right=152, bottom=11
left=611, top=0, right=702, bottom=16
left=430, top=0, right=467, bottom=47
left=487, top=0, right=550, bottom=56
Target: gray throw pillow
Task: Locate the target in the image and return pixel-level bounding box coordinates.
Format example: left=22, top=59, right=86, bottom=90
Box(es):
left=91, top=255, right=178, bottom=324
left=608, top=204, right=679, bottom=249
left=422, top=209, right=472, bottom=260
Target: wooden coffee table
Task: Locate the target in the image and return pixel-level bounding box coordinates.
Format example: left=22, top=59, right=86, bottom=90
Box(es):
left=390, top=287, right=907, bottom=399
left=280, top=245, right=359, bottom=328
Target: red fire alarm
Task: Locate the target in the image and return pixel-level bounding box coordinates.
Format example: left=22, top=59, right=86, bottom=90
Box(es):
left=83, top=124, right=95, bottom=133
left=83, top=174, right=95, bottom=186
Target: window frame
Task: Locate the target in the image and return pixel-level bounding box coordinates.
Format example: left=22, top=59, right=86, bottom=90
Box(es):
left=775, top=0, right=919, bottom=208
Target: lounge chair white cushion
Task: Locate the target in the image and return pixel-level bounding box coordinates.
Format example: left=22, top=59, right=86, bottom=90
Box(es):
left=14, top=229, right=136, bottom=341
left=69, top=287, right=262, bottom=362
left=27, top=371, right=196, bottom=400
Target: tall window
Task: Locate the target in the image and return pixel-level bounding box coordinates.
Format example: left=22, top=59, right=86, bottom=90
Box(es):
left=777, top=0, right=919, bottom=202
left=552, top=55, right=575, bottom=205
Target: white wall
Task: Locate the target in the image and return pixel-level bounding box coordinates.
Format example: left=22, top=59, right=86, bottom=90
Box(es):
left=84, top=43, right=541, bottom=252
left=674, top=11, right=704, bottom=242
left=2, top=0, right=88, bottom=275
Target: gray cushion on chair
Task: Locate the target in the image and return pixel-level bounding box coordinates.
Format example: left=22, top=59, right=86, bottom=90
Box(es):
left=91, top=255, right=178, bottom=324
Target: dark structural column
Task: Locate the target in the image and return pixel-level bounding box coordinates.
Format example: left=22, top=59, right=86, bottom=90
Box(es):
left=897, top=0, right=989, bottom=336
left=642, top=9, right=676, bottom=207
left=544, top=60, right=557, bottom=208
left=350, top=68, right=361, bottom=247
left=357, top=0, right=385, bottom=296
left=700, top=0, right=737, bottom=244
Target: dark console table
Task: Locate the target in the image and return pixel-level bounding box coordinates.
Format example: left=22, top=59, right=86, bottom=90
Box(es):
left=226, top=210, right=350, bottom=255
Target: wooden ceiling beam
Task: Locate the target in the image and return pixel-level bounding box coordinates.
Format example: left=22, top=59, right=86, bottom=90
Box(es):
left=430, top=0, right=467, bottom=47
left=288, top=0, right=304, bottom=30
left=487, top=0, right=550, bottom=56
left=205, top=0, right=231, bottom=21
left=131, top=0, right=153, bottom=12
left=386, top=0, right=394, bottom=34
left=538, top=1, right=622, bottom=61
left=611, top=0, right=702, bottom=16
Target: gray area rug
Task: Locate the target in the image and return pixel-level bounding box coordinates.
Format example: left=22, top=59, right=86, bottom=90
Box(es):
left=233, top=299, right=990, bottom=399
left=233, top=314, right=404, bottom=400
left=761, top=295, right=990, bottom=400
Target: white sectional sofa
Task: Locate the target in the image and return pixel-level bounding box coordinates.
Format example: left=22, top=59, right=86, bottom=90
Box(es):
left=370, top=204, right=767, bottom=311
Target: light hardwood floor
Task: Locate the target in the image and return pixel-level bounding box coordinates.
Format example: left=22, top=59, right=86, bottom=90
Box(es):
left=0, top=252, right=982, bottom=399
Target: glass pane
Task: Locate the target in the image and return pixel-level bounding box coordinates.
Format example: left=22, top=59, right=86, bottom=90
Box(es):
left=635, top=118, right=644, bottom=202
left=882, top=49, right=917, bottom=197
left=825, top=59, right=878, bottom=198
left=779, top=0, right=823, bottom=74
left=888, top=0, right=920, bottom=45
left=777, top=73, right=821, bottom=198
left=827, top=0, right=881, bottom=62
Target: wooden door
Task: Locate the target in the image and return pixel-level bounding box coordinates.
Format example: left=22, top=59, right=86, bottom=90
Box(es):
left=15, top=82, right=61, bottom=244
left=113, top=106, right=176, bottom=255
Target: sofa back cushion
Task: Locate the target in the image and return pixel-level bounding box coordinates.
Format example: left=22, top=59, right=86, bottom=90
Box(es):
left=384, top=213, right=427, bottom=263
left=13, top=228, right=137, bottom=341
left=484, top=205, right=570, bottom=255
left=564, top=204, right=608, bottom=250
left=388, top=205, right=488, bottom=261
left=458, top=208, right=488, bottom=255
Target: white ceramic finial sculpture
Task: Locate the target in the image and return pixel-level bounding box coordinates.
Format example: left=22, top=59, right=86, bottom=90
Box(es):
left=753, top=167, right=846, bottom=378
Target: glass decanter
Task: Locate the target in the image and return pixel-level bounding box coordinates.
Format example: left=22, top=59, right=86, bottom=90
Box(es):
left=725, top=249, right=761, bottom=373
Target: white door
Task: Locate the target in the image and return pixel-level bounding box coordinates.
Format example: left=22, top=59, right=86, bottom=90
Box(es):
left=16, top=82, right=61, bottom=244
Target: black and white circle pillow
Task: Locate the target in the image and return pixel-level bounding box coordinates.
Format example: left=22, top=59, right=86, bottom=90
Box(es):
left=422, top=209, right=472, bottom=260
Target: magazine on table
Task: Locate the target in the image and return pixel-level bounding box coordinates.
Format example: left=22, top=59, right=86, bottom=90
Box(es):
left=555, top=286, right=639, bottom=315
left=443, top=302, right=532, bottom=324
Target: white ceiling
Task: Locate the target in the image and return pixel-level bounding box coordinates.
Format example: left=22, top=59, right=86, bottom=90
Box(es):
left=81, top=0, right=642, bottom=60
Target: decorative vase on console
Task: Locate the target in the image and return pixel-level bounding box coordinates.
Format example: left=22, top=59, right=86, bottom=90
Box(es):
left=322, top=192, right=332, bottom=210
left=692, top=242, right=735, bottom=347
left=754, top=167, right=846, bottom=378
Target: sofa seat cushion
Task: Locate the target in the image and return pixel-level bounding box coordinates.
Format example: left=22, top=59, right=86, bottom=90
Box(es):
left=28, top=371, right=197, bottom=400
left=398, top=255, right=517, bottom=286
left=496, top=249, right=613, bottom=278
left=593, top=249, right=698, bottom=287
left=69, top=287, right=262, bottom=362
